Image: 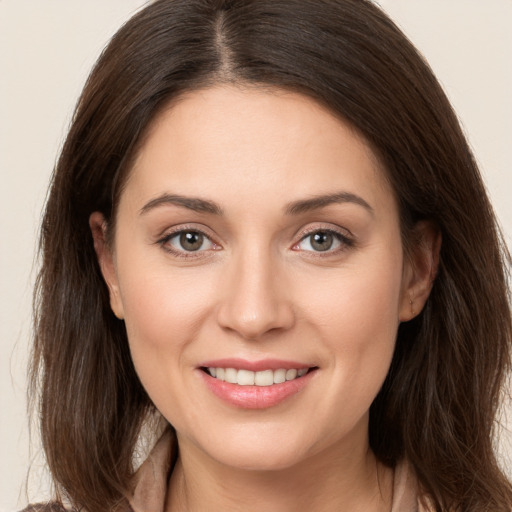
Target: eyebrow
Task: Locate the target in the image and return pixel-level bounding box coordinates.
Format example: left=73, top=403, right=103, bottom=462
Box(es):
left=139, top=191, right=373, bottom=217
left=285, top=192, right=374, bottom=216
left=139, top=194, right=223, bottom=216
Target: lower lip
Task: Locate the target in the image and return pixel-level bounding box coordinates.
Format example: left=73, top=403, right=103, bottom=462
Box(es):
left=199, top=369, right=316, bottom=409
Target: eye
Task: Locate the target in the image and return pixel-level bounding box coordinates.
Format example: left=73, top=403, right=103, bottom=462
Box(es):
left=294, top=229, right=352, bottom=253
left=161, top=229, right=216, bottom=254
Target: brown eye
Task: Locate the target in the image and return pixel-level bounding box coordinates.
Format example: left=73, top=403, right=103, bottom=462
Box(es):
left=163, top=230, right=215, bottom=254
left=310, top=232, right=334, bottom=251
left=295, top=229, right=350, bottom=253
left=179, top=231, right=204, bottom=251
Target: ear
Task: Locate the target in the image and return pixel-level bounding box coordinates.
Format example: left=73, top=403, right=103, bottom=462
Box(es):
left=89, top=212, right=124, bottom=320
left=399, top=221, right=441, bottom=322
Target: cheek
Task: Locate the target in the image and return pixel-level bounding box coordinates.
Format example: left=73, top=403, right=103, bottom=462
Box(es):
left=301, top=258, right=403, bottom=342
left=116, top=258, right=216, bottom=371
left=295, top=251, right=404, bottom=398
left=117, top=265, right=219, bottom=422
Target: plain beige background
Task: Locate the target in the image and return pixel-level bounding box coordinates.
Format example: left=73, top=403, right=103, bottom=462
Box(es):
left=1, top=1, right=511, bottom=510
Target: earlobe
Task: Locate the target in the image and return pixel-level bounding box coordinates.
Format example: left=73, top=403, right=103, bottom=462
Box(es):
left=399, top=221, right=441, bottom=322
left=89, top=212, right=124, bottom=320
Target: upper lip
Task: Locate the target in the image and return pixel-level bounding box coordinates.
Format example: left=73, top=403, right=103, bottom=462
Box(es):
left=199, top=358, right=315, bottom=372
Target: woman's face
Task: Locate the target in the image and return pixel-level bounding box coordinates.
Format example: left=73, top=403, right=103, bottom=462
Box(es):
left=93, top=85, right=431, bottom=471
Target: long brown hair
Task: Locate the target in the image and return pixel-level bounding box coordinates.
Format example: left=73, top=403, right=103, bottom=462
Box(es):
left=31, top=1, right=512, bottom=510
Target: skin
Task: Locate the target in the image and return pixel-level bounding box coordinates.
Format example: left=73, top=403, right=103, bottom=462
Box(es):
left=91, top=85, right=439, bottom=511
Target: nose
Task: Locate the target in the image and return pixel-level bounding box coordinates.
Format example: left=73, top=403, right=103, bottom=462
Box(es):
left=216, top=247, right=295, bottom=340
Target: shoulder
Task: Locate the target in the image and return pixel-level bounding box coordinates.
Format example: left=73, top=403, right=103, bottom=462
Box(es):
left=392, top=459, right=436, bottom=512
left=20, top=504, right=70, bottom=512
left=20, top=501, right=134, bottom=512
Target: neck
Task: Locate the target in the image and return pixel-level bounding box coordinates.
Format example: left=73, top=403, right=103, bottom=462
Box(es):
left=165, top=432, right=393, bottom=512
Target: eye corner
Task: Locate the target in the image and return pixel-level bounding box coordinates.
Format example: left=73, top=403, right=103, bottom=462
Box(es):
left=156, top=226, right=222, bottom=260
left=293, top=226, right=355, bottom=256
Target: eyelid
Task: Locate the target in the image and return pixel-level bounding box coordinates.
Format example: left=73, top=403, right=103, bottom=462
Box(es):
left=292, top=223, right=355, bottom=254
left=154, top=222, right=355, bottom=258
left=156, top=224, right=222, bottom=258
left=296, top=223, right=353, bottom=240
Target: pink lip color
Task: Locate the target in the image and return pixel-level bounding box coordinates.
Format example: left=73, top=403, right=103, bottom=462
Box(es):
left=198, top=367, right=316, bottom=409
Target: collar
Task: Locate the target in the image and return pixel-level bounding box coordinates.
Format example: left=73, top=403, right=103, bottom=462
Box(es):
left=128, top=428, right=175, bottom=512
left=128, top=430, right=427, bottom=511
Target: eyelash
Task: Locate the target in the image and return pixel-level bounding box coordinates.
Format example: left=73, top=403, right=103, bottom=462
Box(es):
left=293, top=227, right=354, bottom=256
left=156, top=225, right=354, bottom=259
left=157, top=226, right=218, bottom=259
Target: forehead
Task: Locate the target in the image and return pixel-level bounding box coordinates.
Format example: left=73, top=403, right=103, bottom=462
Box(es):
left=122, top=85, right=395, bottom=217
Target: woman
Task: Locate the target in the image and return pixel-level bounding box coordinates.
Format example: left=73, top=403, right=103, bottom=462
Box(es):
left=26, top=0, right=512, bottom=511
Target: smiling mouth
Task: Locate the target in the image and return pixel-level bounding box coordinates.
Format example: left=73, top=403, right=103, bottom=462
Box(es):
left=201, top=367, right=317, bottom=386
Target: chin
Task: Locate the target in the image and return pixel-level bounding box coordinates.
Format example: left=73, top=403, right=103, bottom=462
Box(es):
left=212, top=445, right=307, bottom=472
left=191, top=426, right=313, bottom=472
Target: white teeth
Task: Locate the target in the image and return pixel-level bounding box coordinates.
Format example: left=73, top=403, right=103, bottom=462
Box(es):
left=285, top=369, right=298, bottom=381
left=224, top=367, right=237, bottom=384
left=237, top=369, right=255, bottom=385
left=207, top=367, right=310, bottom=386
left=273, top=368, right=286, bottom=384
left=254, top=369, right=274, bottom=386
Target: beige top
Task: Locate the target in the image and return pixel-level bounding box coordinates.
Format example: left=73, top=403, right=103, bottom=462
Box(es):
left=21, top=430, right=429, bottom=511
left=129, top=429, right=430, bottom=512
